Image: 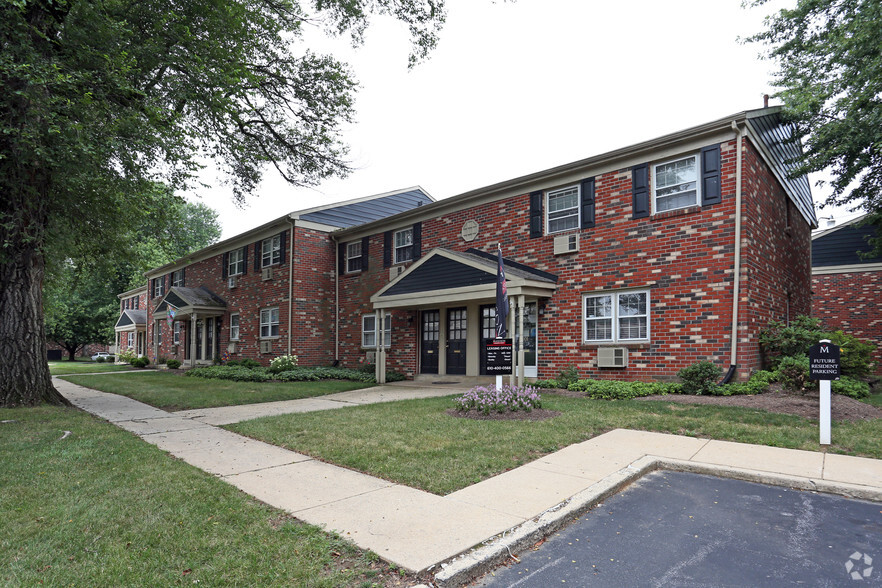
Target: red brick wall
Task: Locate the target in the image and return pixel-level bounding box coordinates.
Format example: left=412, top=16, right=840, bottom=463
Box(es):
left=812, top=270, right=882, bottom=375
left=338, top=137, right=812, bottom=381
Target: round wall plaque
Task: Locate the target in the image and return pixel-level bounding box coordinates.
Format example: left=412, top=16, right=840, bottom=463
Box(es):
left=461, top=219, right=479, bottom=242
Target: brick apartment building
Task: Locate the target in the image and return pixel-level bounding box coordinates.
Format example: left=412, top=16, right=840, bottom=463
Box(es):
left=812, top=215, right=882, bottom=374
left=126, top=106, right=816, bottom=383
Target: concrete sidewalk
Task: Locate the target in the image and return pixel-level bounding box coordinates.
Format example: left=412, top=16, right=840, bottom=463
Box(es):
left=55, top=378, right=882, bottom=586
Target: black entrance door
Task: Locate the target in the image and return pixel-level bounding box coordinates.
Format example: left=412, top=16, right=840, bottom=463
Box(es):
left=420, top=310, right=440, bottom=374
left=479, top=304, right=496, bottom=375
left=446, top=307, right=467, bottom=375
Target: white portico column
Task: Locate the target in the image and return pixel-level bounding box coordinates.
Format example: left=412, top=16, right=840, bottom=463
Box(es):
left=190, top=313, right=197, bottom=367
left=375, top=309, right=387, bottom=384
left=517, top=294, right=526, bottom=387
left=508, top=296, right=517, bottom=387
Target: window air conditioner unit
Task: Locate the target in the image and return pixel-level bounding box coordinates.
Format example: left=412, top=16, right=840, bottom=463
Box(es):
left=228, top=276, right=238, bottom=288
left=389, top=266, right=404, bottom=281
left=262, top=267, right=273, bottom=281
left=597, top=347, right=628, bottom=368
left=260, top=340, right=272, bottom=354
left=365, top=351, right=376, bottom=364
left=553, top=233, right=579, bottom=255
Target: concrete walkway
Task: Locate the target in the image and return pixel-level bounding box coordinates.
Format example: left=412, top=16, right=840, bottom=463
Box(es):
left=55, top=378, right=882, bottom=586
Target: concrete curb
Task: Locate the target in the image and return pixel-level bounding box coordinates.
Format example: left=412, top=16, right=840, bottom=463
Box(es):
left=433, top=455, right=882, bottom=587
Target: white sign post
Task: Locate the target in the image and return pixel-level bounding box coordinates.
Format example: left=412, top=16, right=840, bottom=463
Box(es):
left=808, top=339, right=841, bottom=446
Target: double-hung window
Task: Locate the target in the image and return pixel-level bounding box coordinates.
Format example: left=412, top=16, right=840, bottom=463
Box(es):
left=393, top=229, right=413, bottom=264
left=653, top=154, right=699, bottom=213
left=173, top=322, right=181, bottom=345
left=584, top=290, right=649, bottom=342
left=171, top=269, right=185, bottom=287
left=152, top=278, right=164, bottom=298
left=230, top=313, right=240, bottom=341
left=228, top=248, right=245, bottom=276
left=346, top=241, right=363, bottom=273
left=362, top=315, right=391, bottom=348
left=262, top=235, right=281, bottom=267
left=546, top=186, right=580, bottom=234
left=260, top=307, right=279, bottom=338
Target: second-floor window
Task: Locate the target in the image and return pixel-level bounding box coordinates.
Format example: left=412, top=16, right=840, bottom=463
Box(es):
left=546, top=186, right=580, bottom=234
left=653, top=154, right=699, bottom=213
left=228, top=248, right=245, bottom=276
left=171, top=269, right=184, bottom=287
left=262, top=235, right=281, bottom=267
left=394, top=229, right=413, bottom=264
left=346, top=241, right=363, bottom=273
left=152, top=278, right=164, bottom=298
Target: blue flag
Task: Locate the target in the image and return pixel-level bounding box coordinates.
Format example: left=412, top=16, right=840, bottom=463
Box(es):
left=495, top=248, right=509, bottom=338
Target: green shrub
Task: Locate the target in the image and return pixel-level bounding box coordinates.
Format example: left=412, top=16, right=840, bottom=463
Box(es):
left=269, top=354, right=299, bottom=374
left=186, top=366, right=271, bottom=382
left=156, top=356, right=168, bottom=365
left=130, top=357, right=149, bottom=368
left=760, top=315, right=875, bottom=376
left=240, top=358, right=262, bottom=369
left=568, top=379, right=680, bottom=400
left=117, top=348, right=137, bottom=364
left=531, top=379, right=561, bottom=389
left=95, top=356, right=105, bottom=363
left=719, top=370, right=775, bottom=396
left=832, top=376, right=871, bottom=399
left=677, top=360, right=723, bottom=395
left=358, top=363, right=376, bottom=374
left=386, top=370, right=406, bottom=382
left=827, top=330, right=875, bottom=378
left=166, top=359, right=181, bottom=370
left=556, top=365, right=580, bottom=389
left=225, top=359, right=241, bottom=367
left=776, top=355, right=815, bottom=394
left=186, top=365, right=378, bottom=383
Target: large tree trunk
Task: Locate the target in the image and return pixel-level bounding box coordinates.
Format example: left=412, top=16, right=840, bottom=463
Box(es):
left=0, top=243, right=69, bottom=407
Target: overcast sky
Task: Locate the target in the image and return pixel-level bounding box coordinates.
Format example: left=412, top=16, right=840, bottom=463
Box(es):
left=195, top=0, right=853, bottom=240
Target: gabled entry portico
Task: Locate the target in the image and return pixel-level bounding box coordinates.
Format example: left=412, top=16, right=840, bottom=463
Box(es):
left=154, top=287, right=227, bottom=366
left=370, top=248, right=557, bottom=384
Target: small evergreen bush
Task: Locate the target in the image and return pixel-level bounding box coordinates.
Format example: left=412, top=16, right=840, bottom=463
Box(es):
left=95, top=356, right=106, bottom=363
left=556, top=365, right=580, bottom=389
left=776, top=355, right=815, bottom=394
left=240, top=358, right=262, bottom=369
left=225, top=359, right=241, bottom=367
left=130, top=357, right=149, bottom=368
left=166, top=359, right=181, bottom=370
left=677, top=361, right=723, bottom=395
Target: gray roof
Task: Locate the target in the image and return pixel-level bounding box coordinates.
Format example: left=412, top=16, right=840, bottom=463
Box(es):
left=156, top=287, right=226, bottom=312
left=746, top=110, right=817, bottom=226
left=299, top=188, right=433, bottom=229
left=115, top=309, right=146, bottom=329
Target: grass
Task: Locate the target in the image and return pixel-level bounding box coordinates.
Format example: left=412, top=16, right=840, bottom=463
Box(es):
left=49, top=360, right=135, bottom=375
left=227, top=393, right=882, bottom=496
left=60, top=372, right=370, bottom=411
left=0, top=405, right=415, bottom=587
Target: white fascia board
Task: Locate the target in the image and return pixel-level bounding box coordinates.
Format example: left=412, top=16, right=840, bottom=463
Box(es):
left=812, top=263, right=882, bottom=275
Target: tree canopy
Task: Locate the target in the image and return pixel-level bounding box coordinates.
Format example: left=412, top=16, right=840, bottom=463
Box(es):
left=748, top=0, right=882, bottom=216
left=0, top=0, right=446, bottom=406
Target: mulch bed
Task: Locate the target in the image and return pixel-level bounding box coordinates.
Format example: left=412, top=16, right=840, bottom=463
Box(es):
left=636, top=390, right=882, bottom=422
left=446, top=408, right=561, bottom=421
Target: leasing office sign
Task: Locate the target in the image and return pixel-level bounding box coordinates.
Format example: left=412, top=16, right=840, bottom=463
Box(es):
left=484, top=338, right=513, bottom=375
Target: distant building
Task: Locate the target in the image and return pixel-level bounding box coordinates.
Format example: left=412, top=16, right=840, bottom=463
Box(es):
left=812, top=215, right=882, bottom=374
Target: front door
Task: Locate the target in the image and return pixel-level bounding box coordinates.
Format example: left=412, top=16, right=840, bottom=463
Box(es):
left=195, top=319, right=203, bottom=360
left=420, top=310, right=440, bottom=374
left=480, top=304, right=496, bottom=375
left=446, top=307, right=467, bottom=375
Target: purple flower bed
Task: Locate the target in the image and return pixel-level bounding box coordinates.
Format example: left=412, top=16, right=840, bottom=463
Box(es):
left=454, top=384, right=542, bottom=415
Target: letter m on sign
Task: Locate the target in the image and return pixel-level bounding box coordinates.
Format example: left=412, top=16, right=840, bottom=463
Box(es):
left=820, top=345, right=829, bottom=353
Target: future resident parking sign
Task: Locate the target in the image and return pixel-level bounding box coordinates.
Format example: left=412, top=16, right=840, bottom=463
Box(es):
left=808, top=342, right=841, bottom=381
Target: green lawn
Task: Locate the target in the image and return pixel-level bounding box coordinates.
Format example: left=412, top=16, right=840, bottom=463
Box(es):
left=0, top=405, right=415, bottom=587
left=49, top=360, right=135, bottom=375
left=61, top=372, right=370, bottom=411
left=227, top=393, right=882, bottom=496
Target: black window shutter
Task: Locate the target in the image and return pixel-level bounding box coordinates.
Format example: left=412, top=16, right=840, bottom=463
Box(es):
left=278, top=231, right=286, bottom=262
left=181, top=266, right=186, bottom=287
left=701, top=144, right=722, bottom=206
left=412, top=222, right=422, bottom=260
left=383, top=231, right=392, bottom=267
left=338, top=242, right=346, bottom=275
left=362, top=236, right=370, bottom=271
left=529, top=191, right=543, bottom=238
left=149, top=278, right=155, bottom=296
left=580, top=177, right=596, bottom=229
left=255, top=240, right=262, bottom=269
left=241, top=246, right=247, bottom=275
left=631, top=164, right=650, bottom=219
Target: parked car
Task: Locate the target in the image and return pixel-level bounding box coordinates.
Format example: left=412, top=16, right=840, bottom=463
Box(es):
left=91, top=352, right=112, bottom=361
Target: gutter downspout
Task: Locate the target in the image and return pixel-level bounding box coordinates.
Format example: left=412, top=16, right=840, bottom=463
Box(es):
left=331, top=234, right=339, bottom=364
left=287, top=218, right=295, bottom=357
left=722, top=120, right=743, bottom=384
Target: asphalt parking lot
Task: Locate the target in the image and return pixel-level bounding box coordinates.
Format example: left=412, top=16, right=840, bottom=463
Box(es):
left=474, top=470, right=882, bottom=587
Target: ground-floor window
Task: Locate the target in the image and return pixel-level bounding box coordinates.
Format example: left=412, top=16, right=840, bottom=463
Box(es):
left=127, top=332, right=134, bottom=348
left=173, top=322, right=181, bottom=345
left=362, top=314, right=391, bottom=347
left=260, top=307, right=279, bottom=338
left=230, top=313, right=240, bottom=340
left=584, top=290, right=649, bottom=342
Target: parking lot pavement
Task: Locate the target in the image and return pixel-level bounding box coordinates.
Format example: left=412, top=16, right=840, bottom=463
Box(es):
left=474, top=470, right=882, bottom=587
